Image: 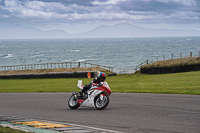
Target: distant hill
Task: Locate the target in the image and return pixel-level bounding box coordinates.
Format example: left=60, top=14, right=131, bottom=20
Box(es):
left=71, top=22, right=200, bottom=38
left=0, top=24, right=68, bottom=39
left=1, top=23, right=200, bottom=39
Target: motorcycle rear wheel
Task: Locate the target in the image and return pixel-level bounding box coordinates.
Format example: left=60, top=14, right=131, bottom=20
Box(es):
left=94, top=95, right=109, bottom=110
left=68, top=95, right=79, bottom=109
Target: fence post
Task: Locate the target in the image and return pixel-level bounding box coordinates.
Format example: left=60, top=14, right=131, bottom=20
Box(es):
left=147, top=60, right=148, bottom=65
left=199, top=51, right=200, bottom=57
left=171, top=54, right=173, bottom=60
left=180, top=53, right=182, bottom=59
left=190, top=52, right=192, bottom=57
left=78, top=62, right=80, bottom=68
left=163, top=55, right=165, bottom=61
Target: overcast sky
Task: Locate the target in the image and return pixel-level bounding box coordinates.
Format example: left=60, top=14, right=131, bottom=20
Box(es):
left=0, top=0, right=200, bottom=34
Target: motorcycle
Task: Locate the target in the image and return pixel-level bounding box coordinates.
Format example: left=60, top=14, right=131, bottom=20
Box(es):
left=68, top=80, right=111, bottom=110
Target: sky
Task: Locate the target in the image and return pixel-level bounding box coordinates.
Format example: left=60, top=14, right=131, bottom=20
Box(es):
left=0, top=0, right=200, bottom=34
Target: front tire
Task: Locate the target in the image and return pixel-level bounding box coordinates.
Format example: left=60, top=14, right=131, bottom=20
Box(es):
left=68, top=95, right=79, bottom=109
left=94, top=95, right=109, bottom=110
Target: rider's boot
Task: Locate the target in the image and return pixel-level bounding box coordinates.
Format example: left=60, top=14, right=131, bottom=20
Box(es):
left=77, top=91, right=84, bottom=99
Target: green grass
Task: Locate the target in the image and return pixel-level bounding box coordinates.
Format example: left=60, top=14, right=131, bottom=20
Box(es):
left=0, top=125, right=30, bottom=133
left=0, top=71, right=200, bottom=95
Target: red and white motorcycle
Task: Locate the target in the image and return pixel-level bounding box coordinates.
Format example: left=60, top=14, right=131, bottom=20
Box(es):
left=68, top=80, right=111, bottom=110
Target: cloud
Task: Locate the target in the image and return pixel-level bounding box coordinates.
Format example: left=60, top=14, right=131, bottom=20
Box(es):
left=154, top=0, right=196, bottom=6
left=0, top=0, right=200, bottom=26
left=91, top=0, right=127, bottom=6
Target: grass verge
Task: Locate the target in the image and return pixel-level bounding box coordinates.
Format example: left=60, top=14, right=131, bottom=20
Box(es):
left=142, top=57, right=200, bottom=68
left=0, top=125, right=30, bottom=133
left=0, top=71, right=200, bottom=95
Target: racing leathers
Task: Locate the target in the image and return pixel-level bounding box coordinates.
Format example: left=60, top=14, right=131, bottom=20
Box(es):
left=78, top=76, right=102, bottom=96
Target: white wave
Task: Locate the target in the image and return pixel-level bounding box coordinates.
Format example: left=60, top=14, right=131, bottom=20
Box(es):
left=75, top=59, right=87, bottom=62
left=5, top=54, right=13, bottom=58
left=37, top=59, right=43, bottom=62
left=70, top=50, right=80, bottom=52
left=86, top=58, right=98, bottom=61
left=31, top=54, right=44, bottom=58
left=74, top=58, right=99, bottom=62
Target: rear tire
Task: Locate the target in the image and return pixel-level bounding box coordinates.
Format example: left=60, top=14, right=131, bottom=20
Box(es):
left=94, top=95, right=109, bottom=110
left=68, top=95, right=79, bottom=109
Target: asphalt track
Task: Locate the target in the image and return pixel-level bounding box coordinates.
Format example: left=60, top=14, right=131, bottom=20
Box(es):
left=0, top=93, right=200, bottom=133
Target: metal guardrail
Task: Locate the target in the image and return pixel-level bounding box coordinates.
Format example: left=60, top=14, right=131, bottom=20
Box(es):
left=135, top=60, right=148, bottom=71
left=0, top=62, right=113, bottom=72
left=134, top=51, right=200, bottom=73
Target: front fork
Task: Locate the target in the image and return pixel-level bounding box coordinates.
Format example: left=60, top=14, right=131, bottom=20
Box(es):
left=72, top=91, right=78, bottom=100
left=99, top=94, right=104, bottom=101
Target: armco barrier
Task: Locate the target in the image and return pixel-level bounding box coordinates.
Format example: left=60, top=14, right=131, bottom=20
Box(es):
left=140, top=64, right=200, bottom=74
left=0, top=71, right=97, bottom=79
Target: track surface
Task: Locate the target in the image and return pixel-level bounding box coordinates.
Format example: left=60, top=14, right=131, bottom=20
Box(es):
left=0, top=93, right=200, bottom=133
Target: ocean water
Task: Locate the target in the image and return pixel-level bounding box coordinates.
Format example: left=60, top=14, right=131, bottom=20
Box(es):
left=0, top=37, right=200, bottom=73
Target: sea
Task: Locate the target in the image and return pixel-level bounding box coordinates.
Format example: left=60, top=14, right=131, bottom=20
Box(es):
left=0, top=37, right=200, bottom=73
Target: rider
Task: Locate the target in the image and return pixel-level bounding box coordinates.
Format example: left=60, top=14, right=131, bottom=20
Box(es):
left=78, top=72, right=106, bottom=97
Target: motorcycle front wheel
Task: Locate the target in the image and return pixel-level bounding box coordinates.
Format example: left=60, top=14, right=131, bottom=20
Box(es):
left=68, top=95, right=79, bottom=109
left=94, top=95, right=109, bottom=110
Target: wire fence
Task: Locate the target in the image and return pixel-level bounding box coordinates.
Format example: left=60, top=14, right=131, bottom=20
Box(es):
left=150, top=51, right=200, bottom=64
left=1, top=51, right=199, bottom=74
left=118, top=51, right=200, bottom=74
left=0, top=62, right=113, bottom=72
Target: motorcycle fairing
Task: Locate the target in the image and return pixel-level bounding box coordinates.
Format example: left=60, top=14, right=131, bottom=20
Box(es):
left=80, top=89, right=102, bottom=107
